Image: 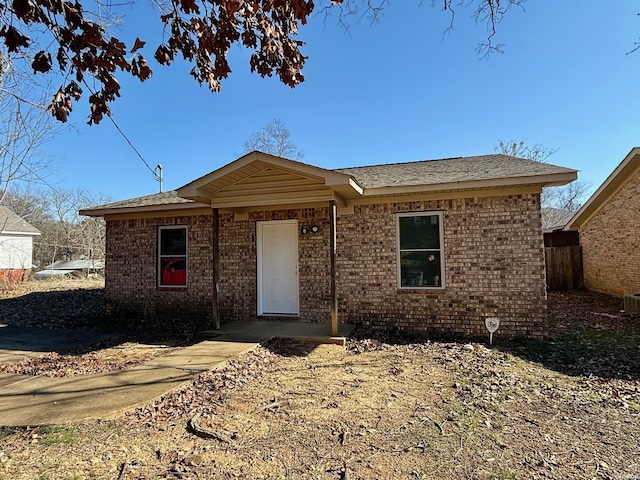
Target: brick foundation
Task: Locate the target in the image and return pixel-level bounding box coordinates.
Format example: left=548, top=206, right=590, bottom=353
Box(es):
left=0, top=269, right=32, bottom=283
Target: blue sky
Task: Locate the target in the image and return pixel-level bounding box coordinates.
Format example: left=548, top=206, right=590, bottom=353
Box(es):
left=39, top=1, right=640, bottom=203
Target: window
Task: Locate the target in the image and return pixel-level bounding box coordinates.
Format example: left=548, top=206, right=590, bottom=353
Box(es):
left=158, top=226, right=187, bottom=287
left=396, top=212, right=444, bottom=289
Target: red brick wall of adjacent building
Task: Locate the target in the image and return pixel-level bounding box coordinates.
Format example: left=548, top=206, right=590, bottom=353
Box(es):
left=0, top=269, right=32, bottom=283
left=580, top=168, right=640, bottom=297
left=105, top=193, right=547, bottom=337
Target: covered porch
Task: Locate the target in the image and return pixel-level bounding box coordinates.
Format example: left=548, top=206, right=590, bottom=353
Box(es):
left=176, top=151, right=366, bottom=336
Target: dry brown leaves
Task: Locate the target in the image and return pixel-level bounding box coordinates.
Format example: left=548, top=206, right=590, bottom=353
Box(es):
left=123, top=345, right=279, bottom=429
left=0, top=342, right=180, bottom=377
left=0, top=289, right=639, bottom=479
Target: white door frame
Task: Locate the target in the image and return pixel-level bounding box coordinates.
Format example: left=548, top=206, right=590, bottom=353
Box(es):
left=256, top=220, right=299, bottom=315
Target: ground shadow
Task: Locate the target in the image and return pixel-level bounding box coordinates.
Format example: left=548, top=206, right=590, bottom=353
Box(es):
left=346, top=290, right=640, bottom=381
left=263, top=338, right=319, bottom=357
left=0, top=288, right=107, bottom=332
left=0, top=288, right=201, bottom=356
left=495, top=291, right=640, bottom=381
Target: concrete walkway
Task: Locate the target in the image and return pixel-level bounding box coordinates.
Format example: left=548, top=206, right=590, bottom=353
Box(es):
left=0, top=322, right=354, bottom=427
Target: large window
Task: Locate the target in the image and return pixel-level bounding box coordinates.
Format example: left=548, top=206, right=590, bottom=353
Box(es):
left=158, top=226, right=187, bottom=287
left=396, top=212, right=444, bottom=289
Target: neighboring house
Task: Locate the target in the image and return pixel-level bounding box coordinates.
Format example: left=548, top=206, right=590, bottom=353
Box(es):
left=566, top=147, right=640, bottom=297
left=541, top=207, right=579, bottom=247
left=81, top=151, right=576, bottom=338
left=34, top=259, right=105, bottom=279
left=0, top=206, right=40, bottom=282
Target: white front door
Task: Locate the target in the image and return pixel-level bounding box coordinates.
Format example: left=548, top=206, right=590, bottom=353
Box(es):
left=257, top=220, right=299, bottom=315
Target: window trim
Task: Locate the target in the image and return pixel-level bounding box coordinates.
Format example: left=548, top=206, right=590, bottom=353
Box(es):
left=396, top=211, right=445, bottom=290
left=157, top=225, right=188, bottom=288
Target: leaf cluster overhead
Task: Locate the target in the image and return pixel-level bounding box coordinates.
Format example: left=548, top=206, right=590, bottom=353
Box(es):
left=0, top=0, right=524, bottom=124
left=1, top=0, right=315, bottom=124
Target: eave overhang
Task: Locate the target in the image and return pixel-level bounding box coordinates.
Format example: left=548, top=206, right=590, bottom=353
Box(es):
left=176, top=151, right=364, bottom=208
left=0, top=230, right=41, bottom=236
left=79, top=201, right=210, bottom=217
left=565, top=147, right=640, bottom=231
left=361, top=170, right=577, bottom=197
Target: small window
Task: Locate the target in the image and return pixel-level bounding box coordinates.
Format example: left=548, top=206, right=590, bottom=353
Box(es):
left=396, top=212, right=444, bottom=289
left=158, top=226, right=187, bottom=287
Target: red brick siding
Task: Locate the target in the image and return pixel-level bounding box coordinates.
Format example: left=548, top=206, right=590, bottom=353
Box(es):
left=105, top=214, right=214, bottom=331
left=215, top=195, right=546, bottom=336
left=580, top=167, right=640, bottom=297
left=0, top=269, right=32, bottom=283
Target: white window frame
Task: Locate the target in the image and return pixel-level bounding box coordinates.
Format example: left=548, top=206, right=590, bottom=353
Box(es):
left=158, top=225, right=188, bottom=288
left=396, top=211, right=445, bottom=290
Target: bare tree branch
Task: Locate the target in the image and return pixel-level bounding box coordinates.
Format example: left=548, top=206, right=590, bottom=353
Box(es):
left=495, top=138, right=589, bottom=211
left=0, top=52, right=57, bottom=203
left=244, top=119, right=304, bottom=160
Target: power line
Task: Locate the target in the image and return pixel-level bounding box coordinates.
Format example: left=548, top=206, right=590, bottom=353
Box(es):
left=107, top=113, right=161, bottom=184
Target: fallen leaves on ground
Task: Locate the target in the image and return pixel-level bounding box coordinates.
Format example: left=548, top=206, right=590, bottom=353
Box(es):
left=0, top=342, right=181, bottom=377
left=0, top=285, right=639, bottom=479
left=0, top=278, right=105, bottom=330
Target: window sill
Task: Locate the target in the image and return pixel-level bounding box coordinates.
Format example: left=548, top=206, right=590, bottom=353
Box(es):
left=157, top=285, right=188, bottom=291
left=397, top=286, right=445, bottom=293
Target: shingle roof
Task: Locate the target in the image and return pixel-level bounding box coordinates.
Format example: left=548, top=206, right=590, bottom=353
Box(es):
left=335, top=154, right=575, bottom=190
left=0, top=206, right=40, bottom=235
left=87, top=190, right=194, bottom=210
left=541, top=207, right=576, bottom=231
left=80, top=190, right=209, bottom=216
left=82, top=154, right=577, bottom=215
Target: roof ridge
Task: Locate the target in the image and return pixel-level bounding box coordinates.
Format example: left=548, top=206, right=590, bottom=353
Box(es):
left=333, top=154, right=511, bottom=171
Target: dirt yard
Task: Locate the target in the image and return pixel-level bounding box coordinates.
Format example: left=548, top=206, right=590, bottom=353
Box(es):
left=0, top=279, right=639, bottom=479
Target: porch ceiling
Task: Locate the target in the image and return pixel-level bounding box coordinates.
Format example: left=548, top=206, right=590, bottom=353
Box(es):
left=177, top=152, right=363, bottom=208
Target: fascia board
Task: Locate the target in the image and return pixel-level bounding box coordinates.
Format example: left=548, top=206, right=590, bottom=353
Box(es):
left=0, top=230, right=41, bottom=236
left=177, top=152, right=362, bottom=200
left=565, top=148, right=640, bottom=230
left=79, top=202, right=210, bottom=217
left=362, top=171, right=577, bottom=197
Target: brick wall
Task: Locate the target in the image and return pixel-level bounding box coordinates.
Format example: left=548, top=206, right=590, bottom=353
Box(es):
left=580, top=168, right=640, bottom=297
left=0, top=269, right=32, bottom=282
left=218, top=207, right=331, bottom=324
left=105, top=193, right=547, bottom=337
left=216, top=194, right=546, bottom=337
left=337, top=195, right=547, bottom=338
left=105, top=214, right=214, bottom=332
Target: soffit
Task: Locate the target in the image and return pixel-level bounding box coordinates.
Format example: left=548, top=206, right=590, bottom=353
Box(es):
left=177, top=152, right=363, bottom=207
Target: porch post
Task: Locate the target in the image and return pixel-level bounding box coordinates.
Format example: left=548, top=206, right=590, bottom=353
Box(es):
left=329, top=200, right=338, bottom=336
left=212, top=207, right=221, bottom=330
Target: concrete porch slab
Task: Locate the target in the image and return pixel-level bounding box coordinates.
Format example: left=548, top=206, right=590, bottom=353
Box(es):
left=202, top=321, right=355, bottom=346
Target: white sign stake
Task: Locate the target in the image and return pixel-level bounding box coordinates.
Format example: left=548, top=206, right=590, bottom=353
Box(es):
left=485, top=317, right=500, bottom=346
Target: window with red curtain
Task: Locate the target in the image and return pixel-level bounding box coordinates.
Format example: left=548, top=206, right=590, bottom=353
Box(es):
left=158, top=226, right=187, bottom=287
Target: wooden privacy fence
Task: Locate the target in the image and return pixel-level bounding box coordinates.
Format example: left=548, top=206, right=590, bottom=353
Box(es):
left=545, top=246, right=584, bottom=290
